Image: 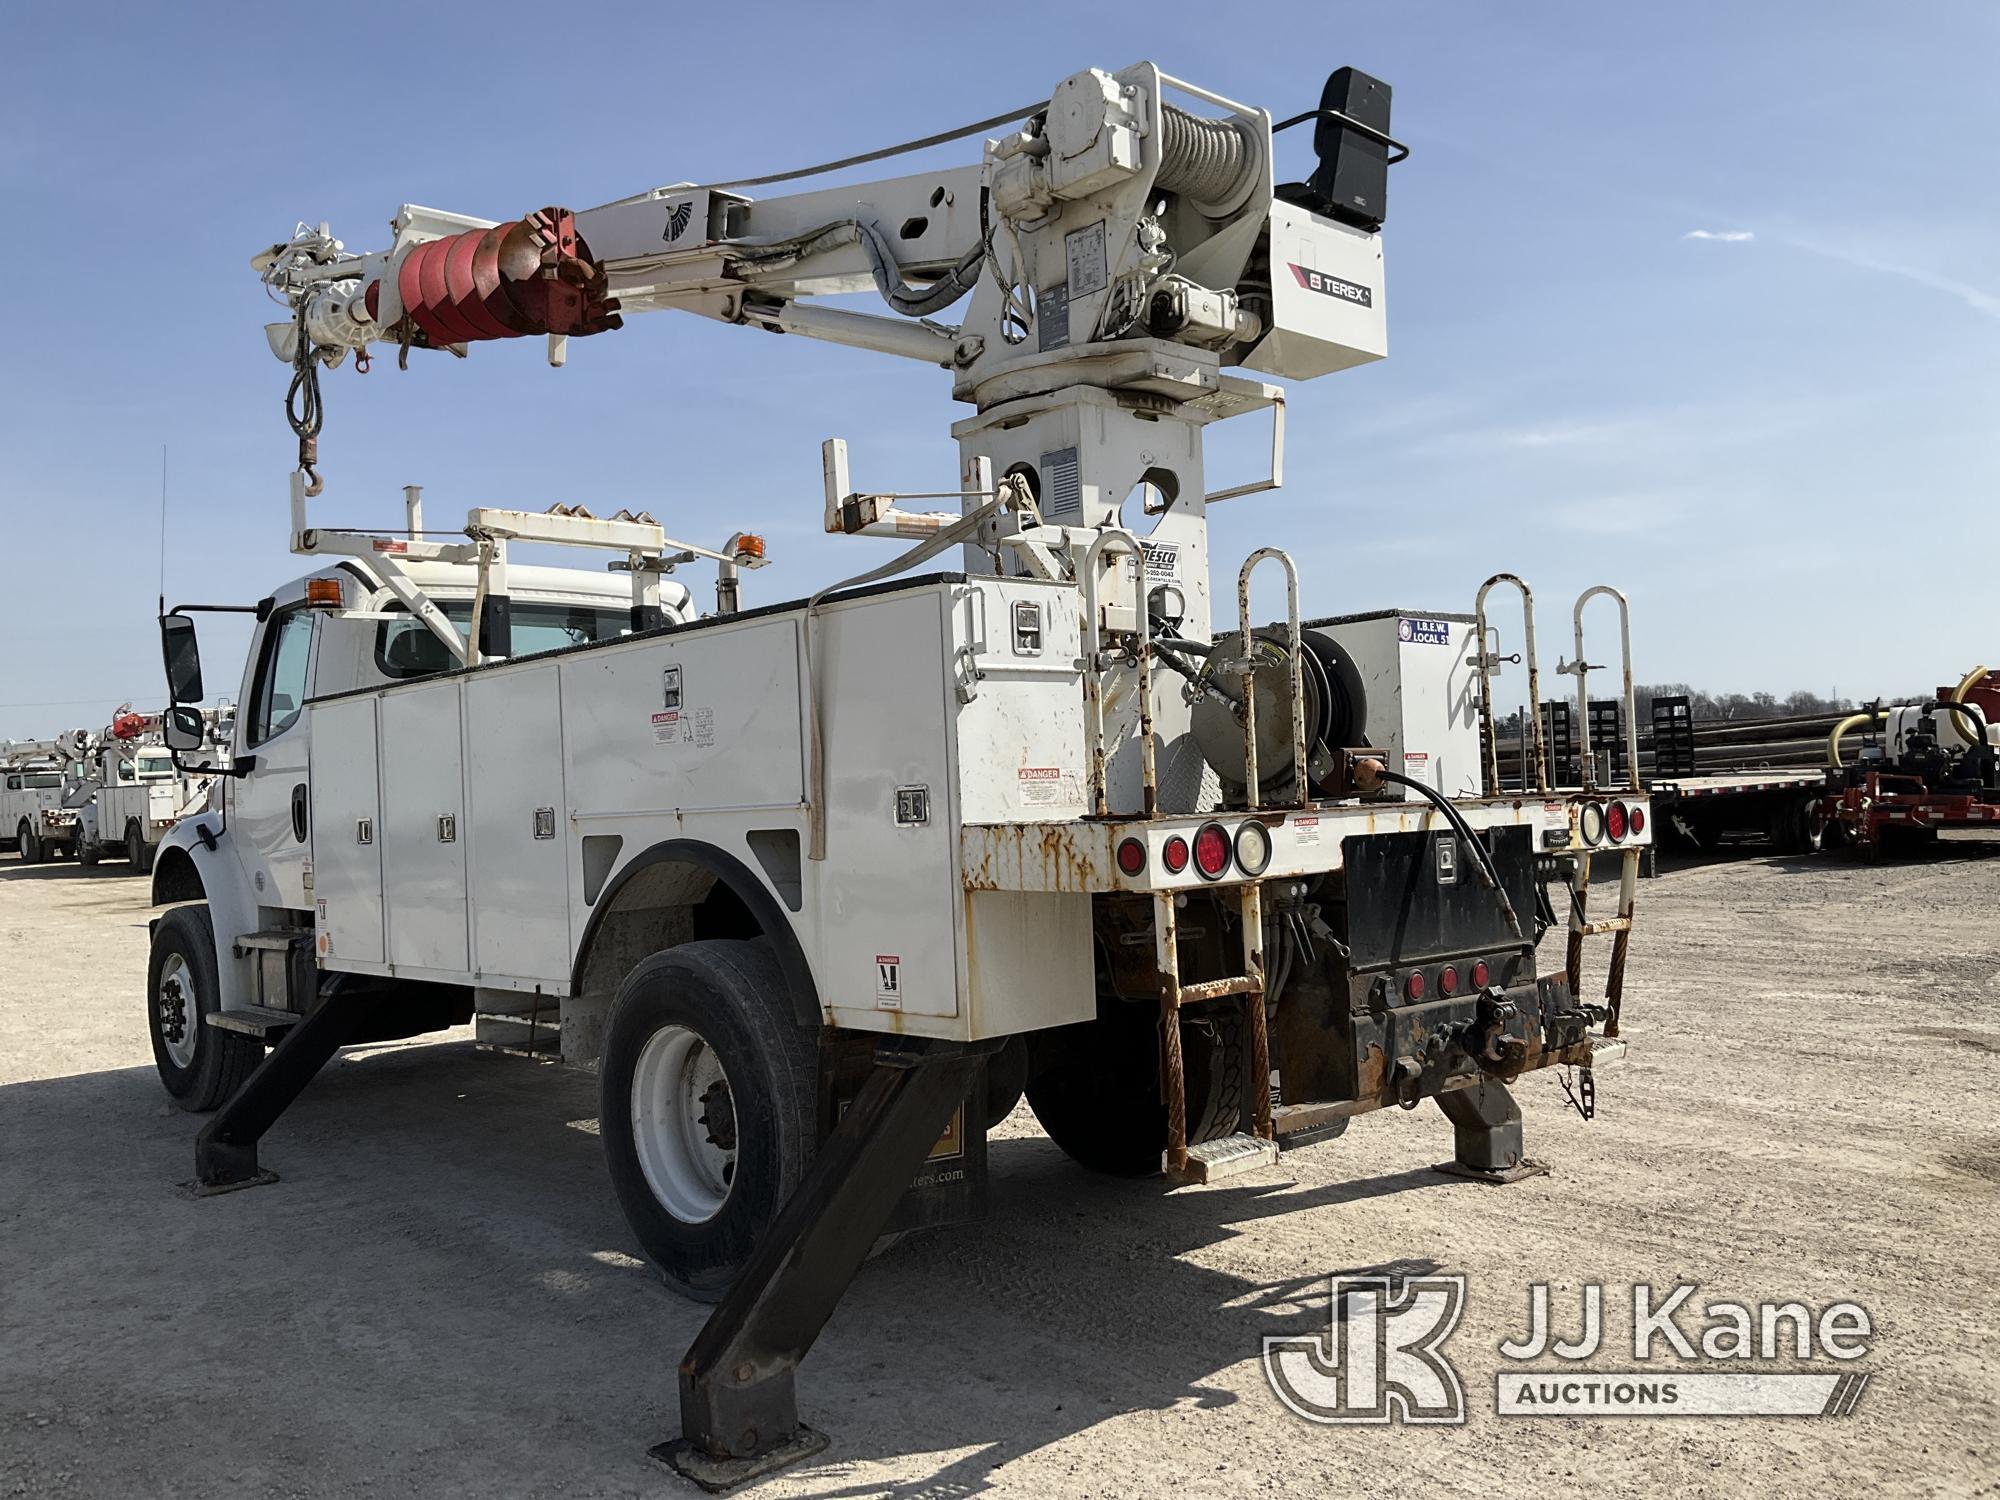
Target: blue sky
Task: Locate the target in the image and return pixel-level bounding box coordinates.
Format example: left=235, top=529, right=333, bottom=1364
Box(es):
left=3, top=2, right=1996, bottom=738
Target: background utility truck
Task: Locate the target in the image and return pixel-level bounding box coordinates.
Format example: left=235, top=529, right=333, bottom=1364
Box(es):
left=152, top=59, right=1649, bottom=1486
left=3, top=731, right=88, bottom=861
left=71, top=708, right=229, bottom=872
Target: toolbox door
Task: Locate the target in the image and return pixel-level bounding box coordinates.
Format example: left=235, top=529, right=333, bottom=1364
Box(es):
left=308, top=696, right=386, bottom=965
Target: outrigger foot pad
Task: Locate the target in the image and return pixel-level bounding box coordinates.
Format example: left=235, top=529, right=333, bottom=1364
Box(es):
left=184, top=1169, right=281, bottom=1198
left=1432, top=1157, right=1548, bottom=1186
left=651, top=1428, right=830, bottom=1493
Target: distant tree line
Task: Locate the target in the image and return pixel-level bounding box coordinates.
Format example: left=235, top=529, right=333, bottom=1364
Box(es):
left=1631, top=684, right=1856, bottom=721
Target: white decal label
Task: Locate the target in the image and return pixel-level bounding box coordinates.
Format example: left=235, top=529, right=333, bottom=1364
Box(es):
left=875, top=955, right=902, bottom=1009
left=1065, top=220, right=1108, bottom=299
left=1140, top=539, right=1180, bottom=581
left=1293, top=814, right=1321, bottom=847
left=1018, top=766, right=1081, bottom=808
left=1403, top=750, right=1430, bottom=764
left=653, top=706, right=716, bottom=748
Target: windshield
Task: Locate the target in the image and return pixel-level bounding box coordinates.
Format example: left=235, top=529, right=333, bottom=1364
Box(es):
left=376, top=599, right=635, bottom=680
left=135, top=753, right=175, bottom=780
left=20, top=773, right=62, bottom=789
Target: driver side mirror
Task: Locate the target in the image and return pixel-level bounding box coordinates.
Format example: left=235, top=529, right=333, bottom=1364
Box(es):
left=161, top=613, right=204, bottom=703
left=164, top=704, right=205, bottom=754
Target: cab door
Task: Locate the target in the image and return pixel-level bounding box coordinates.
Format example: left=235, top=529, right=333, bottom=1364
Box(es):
left=230, top=585, right=323, bottom=913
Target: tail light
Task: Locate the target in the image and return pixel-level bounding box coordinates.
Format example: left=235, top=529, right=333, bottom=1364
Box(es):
left=1192, top=822, right=1232, bottom=880
left=1438, top=964, right=1459, bottom=997
left=1471, top=958, right=1491, bottom=988
left=1606, top=801, right=1628, bottom=842
left=1234, top=820, right=1273, bottom=876
left=1116, top=838, right=1147, bottom=876
left=1578, top=801, right=1606, bottom=845
left=1162, top=835, right=1190, bottom=874
left=1628, top=804, right=1647, bottom=836
left=1405, top=970, right=1427, bottom=1001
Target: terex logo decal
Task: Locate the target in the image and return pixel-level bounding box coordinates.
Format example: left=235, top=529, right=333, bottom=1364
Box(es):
left=1288, top=264, right=1373, bottom=308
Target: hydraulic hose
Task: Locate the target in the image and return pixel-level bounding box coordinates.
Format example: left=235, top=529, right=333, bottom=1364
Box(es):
left=1952, top=664, right=1989, bottom=705
left=1373, top=768, right=1524, bottom=943
left=1827, top=710, right=1887, bottom=768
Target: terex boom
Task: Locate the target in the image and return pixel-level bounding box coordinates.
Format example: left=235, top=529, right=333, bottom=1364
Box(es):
left=150, top=62, right=1650, bottom=1484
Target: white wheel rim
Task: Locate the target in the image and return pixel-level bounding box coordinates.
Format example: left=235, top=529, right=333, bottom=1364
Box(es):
left=630, top=1024, right=736, bottom=1223
left=157, top=953, right=198, bottom=1069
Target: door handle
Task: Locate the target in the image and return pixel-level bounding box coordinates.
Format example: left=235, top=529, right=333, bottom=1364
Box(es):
left=291, top=783, right=309, bottom=843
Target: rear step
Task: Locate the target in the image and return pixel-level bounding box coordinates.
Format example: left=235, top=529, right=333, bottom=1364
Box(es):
left=234, top=930, right=305, bottom=953
left=1166, top=1131, right=1281, bottom=1185
left=208, top=1005, right=303, bottom=1038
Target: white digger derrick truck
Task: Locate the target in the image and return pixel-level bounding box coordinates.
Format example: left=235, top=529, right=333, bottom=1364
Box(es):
left=2, top=731, right=89, bottom=861
left=151, top=60, right=1651, bottom=1485
left=70, top=708, right=230, bottom=872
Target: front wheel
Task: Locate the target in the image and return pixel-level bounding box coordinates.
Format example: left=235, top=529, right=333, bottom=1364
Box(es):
left=127, top=823, right=153, bottom=872
left=598, top=940, right=819, bottom=1303
left=77, top=828, right=101, bottom=867
left=19, top=822, right=42, bottom=863
left=148, top=904, right=261, bottom=1110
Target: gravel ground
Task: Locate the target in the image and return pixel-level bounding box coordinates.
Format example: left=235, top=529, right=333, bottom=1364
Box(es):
left=1, top=845, right=1995, bottom=1499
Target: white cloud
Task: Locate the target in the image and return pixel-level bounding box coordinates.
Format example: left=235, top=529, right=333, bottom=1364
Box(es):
left=1780, top=234, right=2000, bottom=322
left=1683, top=229, right=1755, bottom=243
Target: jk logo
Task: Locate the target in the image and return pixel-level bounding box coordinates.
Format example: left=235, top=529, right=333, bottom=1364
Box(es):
left=1263, top=1275, right=1467, bottom=1424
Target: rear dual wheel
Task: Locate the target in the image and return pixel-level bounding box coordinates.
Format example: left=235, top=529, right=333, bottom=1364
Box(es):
left=16, top=822, right=39, bottom=863
left=1025, top=1001, right=1247, bottom=1176
left=599, top=939, right=818, bottom=1303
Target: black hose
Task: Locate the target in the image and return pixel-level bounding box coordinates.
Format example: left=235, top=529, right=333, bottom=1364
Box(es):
left=1374, top=768, right=1524, bottom=942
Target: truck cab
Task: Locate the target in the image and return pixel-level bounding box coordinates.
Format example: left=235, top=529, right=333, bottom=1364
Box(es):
left=149, top=556, right=694, bottom=1034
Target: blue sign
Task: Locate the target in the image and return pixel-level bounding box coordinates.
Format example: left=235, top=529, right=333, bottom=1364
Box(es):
left=1398, top=617, right=1452, bottom=646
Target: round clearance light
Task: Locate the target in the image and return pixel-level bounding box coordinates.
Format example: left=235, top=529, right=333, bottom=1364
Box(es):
left=1193, top=822, right=1232, bottom=880
left=1471, top=958, right=1492, bottom=988
left=1234, top=820, right=1273, bottom=877
left=1438, top=964, right=1460, bottom=997
left=1162, top=835, right=1190, bottom=875
left=1606, top=801, right=1629, bottom=843
left=1116, top=838, right=1147, bottom=877
left=1405, top=970, right=1427, bottom=1001
left=1578, top=801, right=1606, bottom=846
left=1628, top=803, right=1647, bottom=836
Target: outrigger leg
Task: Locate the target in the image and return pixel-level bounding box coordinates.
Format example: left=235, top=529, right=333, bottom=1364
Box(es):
left=192, top=987, right=380, bottom=1194
left=656, top=1038, right=994, bottom=1493
left=1432, top=1079, right=1548, bottom=1185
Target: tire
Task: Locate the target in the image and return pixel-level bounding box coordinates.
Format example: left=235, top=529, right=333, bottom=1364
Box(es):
left=19, top=822, right=41, bottom=864
left=1025, top=1001, right=1245, bottom=1176
left=77, top=827, right=101, bottom=867
left=599, top=939, right=819, bottom=1303
left=983, top=1036, right=1029, bottom=1130
left=147, top=904, right=261, bottom=1111
left=127, top=823, right=153, bottom=873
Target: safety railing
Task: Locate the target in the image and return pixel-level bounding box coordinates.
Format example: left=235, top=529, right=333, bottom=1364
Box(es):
left=1474, top=573, right=1550, bottom=796
left=1236, top=548, right=1308, bottom=811
left=1565, top=585, right=1641, bottom=794
left=1080, top=529, right=1159, bottom=819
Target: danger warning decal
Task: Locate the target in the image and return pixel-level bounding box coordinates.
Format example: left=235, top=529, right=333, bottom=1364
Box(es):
left=1288, top=264, right=1372, bottom=307
left=875, top=955, right=902, bottom=1010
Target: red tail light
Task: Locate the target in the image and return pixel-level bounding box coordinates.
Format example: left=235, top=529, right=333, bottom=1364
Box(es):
left=1193, top=822, right=1232, bottom=880
left=1606, top=801, right=1628, bottom=842
left=1405, top=970, right=1426, bottom=1001
left=1162, top=835, right=1190, bottom=874
left=1628, top=804, right=1647, bottom=836
left=1116, top=837, right=1147, bottom=876
left=1471, top=958, right=1491, bottom=987
left=1438, top=964, right=1459, bottom=997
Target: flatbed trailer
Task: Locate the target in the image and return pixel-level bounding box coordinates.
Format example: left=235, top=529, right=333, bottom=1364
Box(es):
left=1648, top=769, right=1831, bottom=854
